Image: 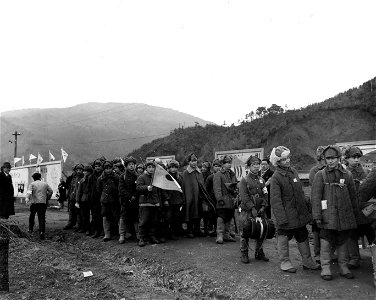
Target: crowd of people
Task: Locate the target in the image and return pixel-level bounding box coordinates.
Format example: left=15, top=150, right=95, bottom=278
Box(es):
left=1, top=143, right=376, bottom=286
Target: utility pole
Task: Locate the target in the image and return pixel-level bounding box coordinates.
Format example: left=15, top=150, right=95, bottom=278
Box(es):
left=11, top=130, right=22, bottom=159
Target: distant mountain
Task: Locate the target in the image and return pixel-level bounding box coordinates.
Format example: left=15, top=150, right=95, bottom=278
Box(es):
left=0, top=103, right=212, bottom=170
left=129, top=77, right=376, bottom=171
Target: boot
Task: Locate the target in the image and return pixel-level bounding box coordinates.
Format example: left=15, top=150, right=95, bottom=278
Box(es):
left=255, top=240, right=269, bottom=262
left=241, top=252, right=250, bottom=264
left=313, top=231, right=321, bottom=263
left=134, top=222, right=140, bottom=240
left=216, top=217, right=224, bottom=244
left=370, top=244, right=376, bottom=287
left=103, top=217, right=111, bottom=242
left=320, top=239, right=332, bottom=280
left=223, top=221, right=236, bottom=242
left=337, top=242, right=354, bottom=279
left=193, top=219, right=206, bottom=237
left=118, top=218, right=126, bottom=244
left=91, top=230, right=101, bottom=239
left=138, top=238, right=146, bottom=247
left=297, top=239, right=320, bottom=270
left=149, top=236, right=160, bottom=244
left=277, top=235, right=296, bottom=273
left=347, top=238, right=360, bottom=269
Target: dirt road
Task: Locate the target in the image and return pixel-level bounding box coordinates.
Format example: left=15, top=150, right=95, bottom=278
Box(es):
left=3, top=203, right=376, bottom=300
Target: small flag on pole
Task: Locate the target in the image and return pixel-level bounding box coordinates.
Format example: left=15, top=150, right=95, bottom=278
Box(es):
left=29, top=154, right=37, bottom=161
left=49, top=150, right=55, bottom=161
left=61, top=147, right=68, bottom=163
left=14, top=157, right=21, bottom=166
left=152, top=163, right=182, bottom=192
left=22, top=155, right=25, bottom=166
left=37, top=152, right=43, bottom=165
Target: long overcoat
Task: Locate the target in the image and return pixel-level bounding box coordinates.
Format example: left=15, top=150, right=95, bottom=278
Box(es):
left=0, top=171, right=15, bottom=218
left=182, top=166, right=204, bottom=222
left=270, top=166, right=311, bottom=230
left=311, top=165, right=357, bottom=231
left=213, top=168, right=237, bottom=210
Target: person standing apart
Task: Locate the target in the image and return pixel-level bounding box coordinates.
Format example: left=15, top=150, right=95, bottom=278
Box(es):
left=311, top=145, right=358, bottom=280
left=0, top=162, right=15, bottom=220
left=25, top=172, right=53, bottom=240
left=270, top=146, right=320, bottom=273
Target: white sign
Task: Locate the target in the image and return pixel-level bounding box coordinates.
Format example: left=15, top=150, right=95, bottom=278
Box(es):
left=146, top=155, right=175, bottom=166
left=215, top=148, right=264, bottom=180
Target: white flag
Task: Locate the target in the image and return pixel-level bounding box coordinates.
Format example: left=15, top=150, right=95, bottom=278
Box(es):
left=14, top=157, right=21, bottom=165
left=61, top=148, right=68, bottom=163
left=29, top=154, right=37, bottom=161
left=37, top=152, right=43, bottom=164
left=49, top=150, right=55, bottom=161
left=152, top=163, right=182, bottom=192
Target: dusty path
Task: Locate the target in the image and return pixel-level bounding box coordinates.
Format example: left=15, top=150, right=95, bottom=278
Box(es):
left=4, top=202, right=376, bottom=300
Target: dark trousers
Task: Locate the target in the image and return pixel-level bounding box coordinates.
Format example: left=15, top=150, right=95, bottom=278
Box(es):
left=91, top=202, right=102, bottom=233
left=67, top=199, right=77, bottom=227
left=139, top=206, right=159, bottom=239
left=29, top=203, right=47, bottom=233
left=80, top=202, right=91, bottom=231
left=166, top=204, right=182, bottom=236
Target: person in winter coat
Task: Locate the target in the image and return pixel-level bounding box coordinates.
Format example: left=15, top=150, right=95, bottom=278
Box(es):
left=25, top=172, right=53, bottom=239
left=201, top=161, right=212, bottom=182
left=76, top=165, right=93, bottom=235
left=182, top=153, right=206, bottom=238
left=214, top=155, right=237, bottom=244
left=259, top=158, right=274, bottom=219
left=57, top=177, right=67, bottom=209
left=308, top=146, right=326, bottom=263
left=118, top=156, right=138, bottom=244
left=64, top=164, right=84, bottom=230
left=0, top=162, right=15, bottom=220
left=89, top=159, right=103, bottom=238
left=97, top=161, right=120, bottom=242
left=136, top=163, right=145, bottom=177
left=239, top=155, right=269, bottom=263
left=270, top=146, right=320, bottom=273
left=343, top=146, right=373, bottom=269
left=359, top=167, right=376, bottom=286
left=204, top=159, right=221, bottom=237
left=136, top=160, right=166, bottom=246
left=165, top=160, right=184, bottom=239
left=311, top=145, right=358, bottom=280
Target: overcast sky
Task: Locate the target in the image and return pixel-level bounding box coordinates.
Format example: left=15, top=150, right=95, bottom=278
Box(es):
left=0, top=1, right=375, bottom=125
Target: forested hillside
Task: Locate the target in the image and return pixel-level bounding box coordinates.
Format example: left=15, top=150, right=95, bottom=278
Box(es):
left=129, top=78, right=376, bottom=171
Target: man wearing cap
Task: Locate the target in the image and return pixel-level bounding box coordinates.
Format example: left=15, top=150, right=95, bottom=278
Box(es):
left=182, top=153, right=206, bottom=238
left=214, top=155, right=237, bottom=244
left=343, top=146, right=373, bottom=269
left=64, top=164, right=84, bottom=230
left=201, top=161, right=212, bottom=182
left=76, top=165, right=94, bottom=235
left=204, top=159, right=221, bottom=236
left=119, top=156, right=138, bottom=244
left=97, top=160, right=120, bottom=242
left=239, top=155, right=269, bottom=263
left=89, top=159, right=103, bottom=238
left=165, top=159, right=184, bottom=240
left=25, top=172, right=53, bottom=239
left=0, top=162, right=15, bottom=220
left=311, top=145, right=358, bottom=280
left=270, top=146, right=320, bottom=273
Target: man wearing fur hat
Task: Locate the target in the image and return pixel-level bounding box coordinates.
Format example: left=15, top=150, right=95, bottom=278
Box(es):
left=213, top=155, right=237, bottom=244
left=76, top=165, right=93, bottom=235
left=97, top=161, right=120, bottom=242
left=165, top=159, right=184, bottom=239
left=64, top=164, right=84, bottom=230
left=239, top=155, right=269, bottom=263
left=270, top=146, right=320, bottom=273
left=204, top=159, right=221, bottom=236
left=343, top=146, right=373, bottom=269
left=182, top=153, right=206, bottom=238
left=89, top=159, right=104, bottom=238
left=0, top=162, right=15, bottom=220
left=311, top=145, right=358, bottom=280
left=118, top=156, right=138, bottom=244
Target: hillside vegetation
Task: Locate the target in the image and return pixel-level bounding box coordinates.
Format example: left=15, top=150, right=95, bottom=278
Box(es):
left=129, top=77, right=376, bottom=171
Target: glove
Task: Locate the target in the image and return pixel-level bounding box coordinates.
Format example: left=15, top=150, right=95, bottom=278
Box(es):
left=147, top=185, right=153, bottom=191
left=251, top=207, right=257, bottom=218
left=75, top=203, right=80, bottom=208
